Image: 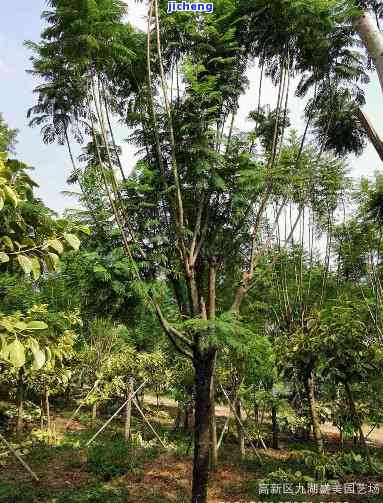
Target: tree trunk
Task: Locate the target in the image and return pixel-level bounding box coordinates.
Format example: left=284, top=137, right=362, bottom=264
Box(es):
left=271, top=403, right=279, bottom=450
left=357, top=108, right=383, bottom=161
left=209, top=373, right=218, bottom=470
left=45, top=388, right=51, bottom=432
left=353, top=11, right=383, bottom=94
left=344, top=382, right=368, bottom=451
left=174, top=405, right=182, bottom=431
left=184, top=402, right=193, bottom=431
left=92, top=403, right=97, bottom=427
left=16, top=371, right=24, bottom=442
left=254, top=401, right=260, bottom=424
left=192, top=349, right=215, bottom=503
left=40, top=398, right=44, bottom=431
left=125, top=378, right=133, bottom=442
left=235, top=400, right=245, bottom=459
left=305, top=371, right=324, bottom=453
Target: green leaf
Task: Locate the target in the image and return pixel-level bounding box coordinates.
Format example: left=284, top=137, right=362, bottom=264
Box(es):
left=77, top=225, right=91, bottom=235
left=4, top=186, right=18, bottom=207
left=64, top=233, right=80, bottom=251
left=93, top=265, right=108, bottom=274
left=28, top=337, right=39, bottom=353
left=45, top=346, right=52, bottom=362
left=0, top=252, right=9, bottom=263
left=47, top=239, right=64, bottom=255
left=7, top=338, right=25, bottom=368
left=0, top=195, right=4, bottom=210
left=31, top=347, right=46, bottom=370
left=47, top=252, right=60, bottom=271
left=26, top=321, right=48, bottom=330
left=17, top=255, right=32, bottom=275
left=1, top=236, right=14, bottom=250
left=31, top=257, right=41, bottom=280
left=15, top=321, right=28, bottom=331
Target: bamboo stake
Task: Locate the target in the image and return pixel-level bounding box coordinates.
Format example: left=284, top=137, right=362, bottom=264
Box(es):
left=220, top=384, right=262, bottom=462
left=65, top=380, right=99, bottom=430
left=0, top=433, right=39, bottom=482
left=86, top=380, right=147, bottom=446
left=132, top=398, right=167, bottom=448
left=217, top=378, right=244, bottom=450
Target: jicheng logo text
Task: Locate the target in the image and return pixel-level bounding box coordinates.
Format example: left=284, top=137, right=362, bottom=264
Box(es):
left=167, top=2, right=214, bottom=13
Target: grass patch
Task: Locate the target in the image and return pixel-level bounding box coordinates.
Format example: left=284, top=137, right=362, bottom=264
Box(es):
left=86, top=433, right=159, bottom=480
left=55, top=484, right=129, bottom=503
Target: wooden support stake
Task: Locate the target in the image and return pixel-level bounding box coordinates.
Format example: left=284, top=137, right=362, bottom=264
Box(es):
left=132, top=398, right=167, bottom=448
left=217, top=378, right=244, bottom=450
left=220, top=384, right=262, bottom=463
left=65, top=380, right=99, bottom=430
left=86, top=380, right=147, bottom=446
left=0, top=433, right=39, bottom=482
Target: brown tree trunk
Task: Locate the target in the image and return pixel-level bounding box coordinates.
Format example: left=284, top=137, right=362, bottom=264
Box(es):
left=92, top=403, right=97, bottom=427
left=271, top=403, right=279, bottom=450
left=305, top=370, right=324, bottom=453
left=184, top=402, right=193, bottom=431
left=208, top=262, right=218, bottom=470
left=16, top=371, right=24, bottom=442
left=174, top=405, right=182, bottom=431
left=40, top=397, right=44, bottom=431
left=235, top=400, right=245, bottom=459
left=254, top=401, right=260, bottom=424
left=344, top=382, right=368, bottom=451
left=357, top=108, right=383, bottom=161
left=192, top=349, right=215, bottom=503
left=209, top=373, right=218, bottom=470
left=45, top=388, right=51, bottom=432
left=125, top=378, right=133, bottom=442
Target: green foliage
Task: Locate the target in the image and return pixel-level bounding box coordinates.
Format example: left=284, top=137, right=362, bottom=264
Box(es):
left=300, top=450, right=382, bottom=480
left=0, top=304, right=77, bottom=372
left=0, top=152, right=87, bottom=278
left=0, top=114, right=18, bottom=153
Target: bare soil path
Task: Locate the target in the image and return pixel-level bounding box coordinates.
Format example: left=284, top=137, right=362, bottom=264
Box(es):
left=144, top=393, right=383, bottom=446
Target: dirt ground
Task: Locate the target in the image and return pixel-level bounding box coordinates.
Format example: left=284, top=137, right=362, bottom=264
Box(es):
left=1, top=398, right=382, bottom=502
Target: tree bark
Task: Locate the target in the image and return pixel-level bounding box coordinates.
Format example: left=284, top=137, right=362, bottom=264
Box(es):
left=344, top=382, right=368, bottom=451
left=235, top=399, right=245, bottom=459
left=92, top=403, right=97, bottom=427
left=271, top=403, right=279, bottom=449
left=125, top=377, right=133, bottom=442
left=184, top=402, right=193, bottom=431
left=40, top=397, right=44, bottom=431
left=209, top=373, right=218, bottom=469
left=174, top=405, right=182, bottom=431
left=357, top=108, right=383, bottom=161
left=192, top=349, right=215, bottom=503
left=353, top=11, right=383, bottom=94
left=16, top=371, right=24, bottom=442
left=45, top=388, right=51, bottom=432
left=305, top=370, right=324, bottom=453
